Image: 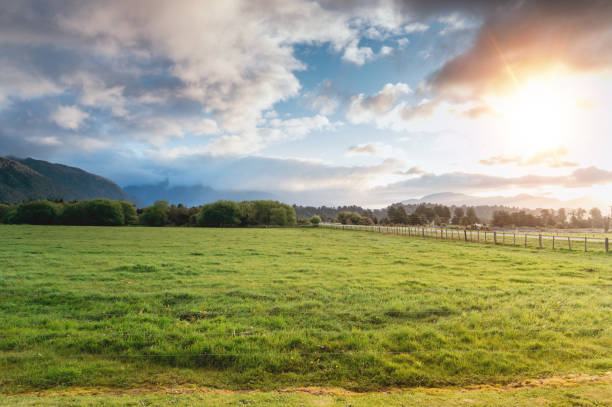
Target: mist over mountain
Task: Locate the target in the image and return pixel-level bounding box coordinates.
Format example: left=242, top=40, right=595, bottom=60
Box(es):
left=0, top=157, right=129, bottom=204
left=124, top=180, right=276, bottom=207
left=402, top=192, right=597, bottom=210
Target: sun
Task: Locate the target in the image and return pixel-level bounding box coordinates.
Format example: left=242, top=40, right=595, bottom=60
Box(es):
left=493, top=75, right=577, bottom=150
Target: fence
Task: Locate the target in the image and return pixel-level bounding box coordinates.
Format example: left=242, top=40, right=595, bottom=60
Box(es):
left=321, top=223, right=610, bottom=253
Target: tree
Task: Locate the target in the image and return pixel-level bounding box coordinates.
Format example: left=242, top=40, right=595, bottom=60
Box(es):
left=589, top=207, right=603, bottom=228
left=310, top=215, right=321, bottom=226
left=0, top=203, right=11, bottom=223
left=556, top=208, right=567, bottom=226
left=465, top=207, right=480, bottom=224
left=119, top=201, right=138, bottom=225
left=270, top=207, right=288, bottom=226
left=337, top=211, right=351, bottom=225
left=451, top=207, right=464, bottom=224
left=10, top=201, right=61, bottom=225
left=196, top=200, right=241, bottom=227
left=387, top=204, right=408, bottom=224
left=139, top=200, right=169, bottom=226
left=168, top=204, right=191, bottom=226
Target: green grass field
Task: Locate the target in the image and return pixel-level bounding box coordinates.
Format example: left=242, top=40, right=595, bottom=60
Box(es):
left=1, top=225, right=611, bottom=405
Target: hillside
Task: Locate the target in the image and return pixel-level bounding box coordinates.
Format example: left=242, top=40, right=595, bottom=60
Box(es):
left=0, top=157, right=129, bottom=204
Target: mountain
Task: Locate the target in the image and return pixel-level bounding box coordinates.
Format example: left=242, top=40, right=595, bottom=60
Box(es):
left=124, top=180, right=276, bottom=207
left=0, top=157, right=129, bottom=204
left=402, top=192, right=597, bottom=210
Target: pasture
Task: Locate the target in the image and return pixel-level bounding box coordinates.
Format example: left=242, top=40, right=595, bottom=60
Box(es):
left=1, top=225, right=611, bottom=404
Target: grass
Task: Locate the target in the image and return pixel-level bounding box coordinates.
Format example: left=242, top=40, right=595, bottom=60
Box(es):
left=0, top=225, right=611, bottom=400
left=2, top=381, right=612, bottom=406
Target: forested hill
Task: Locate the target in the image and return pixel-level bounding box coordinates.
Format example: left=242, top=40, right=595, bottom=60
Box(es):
left=0, top=157, right=129, bottom=204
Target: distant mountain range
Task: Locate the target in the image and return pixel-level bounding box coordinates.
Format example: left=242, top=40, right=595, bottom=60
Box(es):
left=402, top=192, right=598, bottom=210
left=124, top=180, right=276, bottom=207
left=0, top=157, right=129, bottom=204
left=1, top=157, right=600, bottom=210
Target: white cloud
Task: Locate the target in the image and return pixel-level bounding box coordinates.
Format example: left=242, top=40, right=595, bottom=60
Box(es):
left=190, top=118, right=220, bottom=136
left=397, top=38, right=410, bottom=48
left=404, top=22, right=429, bottom=33
left=342, top=40, right=375, bottom=66
left=63, top=72, right=127, bottom=117
left=347, top=82, right=412, bottom=124
left=50, top=105, right=89, bottom=130
left=380, top=45, right=394, bottom=56
left=265, top=115, right=341, bottom=142
left=0, top=63, right=61, bottom=108
left=25, top=136, right=62, bottom=146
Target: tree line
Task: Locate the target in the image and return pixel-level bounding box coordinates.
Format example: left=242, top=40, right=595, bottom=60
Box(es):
left=334, top=204, right=481, bottom=226
left=492, top=207, right=610, bottom=230
left=0, top=199, right=320, bottom=227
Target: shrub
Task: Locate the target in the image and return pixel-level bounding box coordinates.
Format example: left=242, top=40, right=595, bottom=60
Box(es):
left=11, top=201, right=61, bottom=225
left=83, top=199, right=125, bottom=226
left=310, top=215, right=321, bottom=226
left=119, top=201, right=138, bottom=225
left=168, top=204, right=191, bottom=226
left=270, top=207, right=288, bottom=226
left=139, top=200, right=169, bottom=226
left=60, top=200, right=125, bottom=226
left=197, top=201, right=241, bottom=227
left=0, top=204, right=11, bottom=224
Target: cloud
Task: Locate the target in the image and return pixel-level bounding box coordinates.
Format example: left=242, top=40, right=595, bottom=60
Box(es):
left=342, top=39, right=375, bottom=65
left=347, top=82, right=412, bottom=124
left=425, top=1, right=612, bottom=100
left=306, top=80, right=340, bottom=116
left=0, top=62, right=62, bottom=107
left=24, top=136, right=62, bottom=147
left=479, top=147, right=579, bottom=168
left=454, top=104, right=496, bottom=118
left=378, top=166, right=612, bottom=197
left=1, top=0, right=420, bottom=155
left=190, top=119, right=219, bottom=136
left=50, top=105, right=89, bottom=130
left=398, top=166, right=426, bottom=175
left=63, top=72, right=127, bottom=117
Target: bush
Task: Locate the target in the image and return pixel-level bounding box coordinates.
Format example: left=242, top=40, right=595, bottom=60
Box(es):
left=83, top=199, right=125, bottom=226
left=60, top=199, right=125, bottom=226
left=197, top=201, right=241, bottom=227
left=168, top=204, right=191, bottom=226
left=119, top=201, right=138, bottom=225
left=10, top=201, right=61, bottom=225
left=270, top=207, right=288, bottom=226
left=139, top=200, right=169, bottom=226
left=310, top=215, right=321, bottom=226
left=0, top=204, right=11, bottom=224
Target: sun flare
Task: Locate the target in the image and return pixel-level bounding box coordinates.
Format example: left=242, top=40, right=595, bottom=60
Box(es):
left=492, top=75, right=577, bottom=150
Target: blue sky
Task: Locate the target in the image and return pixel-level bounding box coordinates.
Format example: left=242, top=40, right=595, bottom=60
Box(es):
left=2, top=1, right=612, bottom=207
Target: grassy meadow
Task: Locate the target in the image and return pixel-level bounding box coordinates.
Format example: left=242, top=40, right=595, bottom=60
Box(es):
left=1, top=225, right=611, bottom=403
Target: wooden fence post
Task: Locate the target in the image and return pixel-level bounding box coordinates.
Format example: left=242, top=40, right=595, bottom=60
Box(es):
left=606, top=237, right=609, bottom=253
left=538, top=234, right=542, bottom=249
left=464, top=229, right=468, bottom=241
left=484, top=231, right=487, bottom=242
left=584, top=236, right=587, bottom=252
left=524, top=234, right=527, bottom=248
left=493, top=232, right=497, bottom=244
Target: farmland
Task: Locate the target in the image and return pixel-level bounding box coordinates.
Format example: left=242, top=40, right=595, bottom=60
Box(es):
left=1, top=225, right=611, bottom=405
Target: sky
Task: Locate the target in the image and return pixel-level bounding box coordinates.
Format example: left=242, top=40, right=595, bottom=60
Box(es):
left=1, top=0, right=612, bottom=207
